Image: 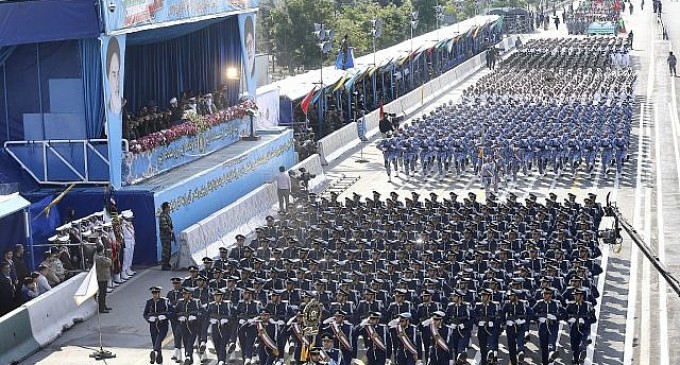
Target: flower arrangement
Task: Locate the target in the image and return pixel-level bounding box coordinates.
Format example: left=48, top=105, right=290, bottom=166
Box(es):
left=129, top=100, right=256, bottom=154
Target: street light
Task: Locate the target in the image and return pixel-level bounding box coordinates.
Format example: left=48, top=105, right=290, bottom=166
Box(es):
left=434, top=4, right=445, bottom=41
left=313, top=22, right=334, bottom=136
left=408, top=11, right=419, bottom=90
left=370, top=18, right=383, bottom=67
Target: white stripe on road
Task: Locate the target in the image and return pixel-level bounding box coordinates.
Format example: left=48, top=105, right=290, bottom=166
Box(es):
left=623, top=102, right=648, bottom=365
left=654, top=103, right=669, bottom=365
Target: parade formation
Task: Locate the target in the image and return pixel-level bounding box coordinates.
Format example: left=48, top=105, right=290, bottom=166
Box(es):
left=378, top=37, right=635, bottom=191
left=143, top=189, right=603, bottom=365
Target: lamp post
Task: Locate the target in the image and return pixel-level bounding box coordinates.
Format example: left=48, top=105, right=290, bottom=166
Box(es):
left=313, top=22, right=334, bottom=136
left=408, top=11, right=419, bottom=91
left=434, top=4, right=445, bottom=41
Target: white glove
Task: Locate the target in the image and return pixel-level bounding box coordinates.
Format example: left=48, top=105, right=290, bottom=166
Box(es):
left=488, top=321, right=494, bottom=328
left=276, top=320, right=285, bottom=326
left=178, top=316, right=187, bottom=322
left=506, top=320, right=515, bottom=327
left=239, top=319, right=246, bottom=325
left=538, top=317, right=546, bottom=324
left=448, top=361, right=454, bottom=365
left=188, top=315, right=197, bottom=321
left=458, top=323, right=466, bottom=329
left=547, top=314, right=557, bottom=321
left=158, top=315, right=167, bottom=321
left=148, top=316, right=157, bottom=322
left=417, top=361, right=423, bottom=365
left=247, top=319, right=255, bottom=325
left=220, top=319, right=229, bottom=325
left=578, top=318, right=585, bottom=324
left=516, top=319, right=526, bottom=325
left=210, top=319, right=218, bottom=325
left=478, top=321, right=486, bottom=326
left=568, top=318, right=576, bottom=324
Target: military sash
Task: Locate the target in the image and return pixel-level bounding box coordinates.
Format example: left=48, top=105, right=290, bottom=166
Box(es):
left=291, top=323, right=310, bottom=347
left=429, top=322, right=449, bottom=352
left=366, top=325, right=387, bottom=350
left=397, top=325, right=419, bottom=357
left=332, top=322, right=352, bottom=350
left=256, top=321, right=278, bottom=350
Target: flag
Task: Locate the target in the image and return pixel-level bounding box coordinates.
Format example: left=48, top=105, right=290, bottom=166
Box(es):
left=74, top=262, right=98, bottom=306
left=36, top=183, right=75, bottom=219
left=379, top=99, right=384, bottom=120
left=300, top=86, right=318, bottom=116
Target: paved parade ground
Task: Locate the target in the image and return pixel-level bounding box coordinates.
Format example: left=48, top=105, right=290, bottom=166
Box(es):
left=22, top=3, right=680, bottom=365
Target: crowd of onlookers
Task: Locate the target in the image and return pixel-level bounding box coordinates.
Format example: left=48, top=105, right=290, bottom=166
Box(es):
left=0, top=244, right=62, bottom=316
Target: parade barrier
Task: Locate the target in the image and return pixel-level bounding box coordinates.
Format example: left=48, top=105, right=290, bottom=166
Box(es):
left=179, top=153, right=330, bottom=267
left=24, top=272, right=97, bottom=347
left=180, top=183, right=279, bottom=267
left=0, top=306, right=40, bottom=365
left=317, top=121, right=359, bottom=165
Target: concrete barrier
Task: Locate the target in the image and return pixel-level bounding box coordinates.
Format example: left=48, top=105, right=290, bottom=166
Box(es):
left=288, top=154, right=328, bottom=193
left=180, top=183, right=278, bottom=266
left=317, top=121, right=360, bottom=165
left=24, top=272, right=97, bottom=347
left=0, top=306, right=40, bottom=365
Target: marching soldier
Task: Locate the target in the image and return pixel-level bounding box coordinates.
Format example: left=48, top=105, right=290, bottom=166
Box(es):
left=236, top=288, right=263, bottom=365
left=389, top=313, right=422, bottom=365
left=143, top=286, right=173, bottom=365
left=322, top=310, right=355, bottom=365
left=502, top=289, right=532, bottom=365
left=207, top=289, right=233, bottom=365
left=167, top=277, right=185, bottom=362
left=566, top=288, right=596, bottom=364
left=445, top=290, right=473, bottom=364
left=355, top=312, right=392, bottom=365
left=533, top=287, right=564, bottom=365
left=320, top=333, right=343, bottom=365
left=474, top=289, right=500, bottom=365
left=173, top=287, right=202, bottom=365
left=255, top=309, right=283, bottom=365
left=423, top=311, right=452, bottom=365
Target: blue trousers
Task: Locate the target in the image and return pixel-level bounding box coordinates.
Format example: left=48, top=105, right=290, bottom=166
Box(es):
left=179, top=322, right=198, bottom=357
left=212, top=324, right=228, bottom=362
left=150, top=322, right=169, bottom=352
left=569, top=322, right=591, bottom=362
left=538, top=322, right=559, bottom=365
left=505, top=323, right=527, bottom=364
left=366, top=347, right=388, bottom=365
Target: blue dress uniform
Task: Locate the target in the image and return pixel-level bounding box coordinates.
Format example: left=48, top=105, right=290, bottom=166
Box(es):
left=502, top=290, right=532, bottom=365
left=473, top=289, right=500, bottom=365
left=355, top=312, right=392, bottom=365
left=255, top=310, right=283, bottom=365
left=173, top=287, right=203, bottom=362
left=264, top=291, right=290, bottom=322
left=143, top=286, right=174, bottom=364
left=166, top=278, right=184, bottom=360
left=320, top=333, right=344, bottom=365
left=424, top=311, right=453, bottom=365
left=236, top=290, right=263, bottom=364
left=445, top=291, right=473, bottom=363
left=322, top=310, right=356, bottom=365
left=207, top=289, right=233, bottom=365
left=532, top=287, right=564, bottom=365
left=613, top=131, right=628, bottom=175
left=192, top=277, right=212, bottom=355
left=565, top=289, right=596, bottom=364
left=390, top=313, right=422, bottom=365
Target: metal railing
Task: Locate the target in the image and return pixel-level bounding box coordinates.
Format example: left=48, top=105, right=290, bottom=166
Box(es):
left=4, top=139, right=113, bottom=185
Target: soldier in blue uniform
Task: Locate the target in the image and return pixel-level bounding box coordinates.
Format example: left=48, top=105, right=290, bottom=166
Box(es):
left=423, top=311, right=453, bottom=365
left=320, top=332, right=343, bottom=365
left=193, top=275, right=211, bottom=361
left=445, top=290, right=473, bottom=364
left=322, top=309, right=356, bottom=365
left=502, top=289, right=532, bottom=365
left=143, top=286, right=173, bottom=365
left=474, top=288, right=500, bottom=364
left=389, top=312, right=422, bottom=365
left=613, top=130, right=628, bottom=177
left=236, top=288, right=263, bottom=365
left=167, top=277, right=184, bottom=362
left=255, top=309, right=283, bottom=365
left=173, top=287, right=202, bottom=365
left=355, top=312, right=392, bottom=365
left=566, top=288, right=596, bottom=364
left=532, top=287, right=564, bottom=365
left=207, top=289, right=233, bottom=365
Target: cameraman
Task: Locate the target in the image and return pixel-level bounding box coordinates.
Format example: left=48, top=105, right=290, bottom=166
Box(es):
left=379, top=114, right=394, bottom=137
left=275, top=166, right=291, bottom=212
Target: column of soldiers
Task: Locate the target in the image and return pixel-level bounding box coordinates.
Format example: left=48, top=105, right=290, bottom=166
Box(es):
left=145, top=190, right=603, bottom=365
left=377, top=37, right=634, bottom=189
left=565, top=0, right=620, bottom=35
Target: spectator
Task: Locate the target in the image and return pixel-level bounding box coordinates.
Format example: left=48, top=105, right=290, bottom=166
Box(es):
left=35, top=265, right=52, bottom=294
left=50, top=247, right=66, bottom=283
left=0, top=262, right=16, bottom=316
left=13, top=244, right=30, bottom=284
left=2, top=248, right=17, bottom=286
left=20, top=276, right=38, bottom=303
left=40, top=251, right=60, bottom=287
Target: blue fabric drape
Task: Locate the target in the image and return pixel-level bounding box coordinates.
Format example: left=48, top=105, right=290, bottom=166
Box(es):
left=124, top=18, right=242, bottom=111
left=80, top=39, right=105, bottom=139
left=0, top=46, right=16, bottom=66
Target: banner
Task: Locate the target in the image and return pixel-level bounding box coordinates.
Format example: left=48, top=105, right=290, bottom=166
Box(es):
left=101, top=35, right=127, bottom=189
left=103, top=0, right=260, bottom=34
left=238, top=13, right=257, bottom=100
left=256, top=86, right=280, bottom=130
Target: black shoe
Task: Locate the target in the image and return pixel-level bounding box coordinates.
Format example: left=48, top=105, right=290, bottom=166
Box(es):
left=162, top=266, right=171, bottom=271
left=227, top=343, right=236, bottom=354
left=156, top=352, right=163, bottom=364
left=105, top=306, right=113, bottom=311
left=99, top=309, right=110, bottom=313
left=518, top=351, right=525, bottom=362
left=150, top=350, right=156, bottom=364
